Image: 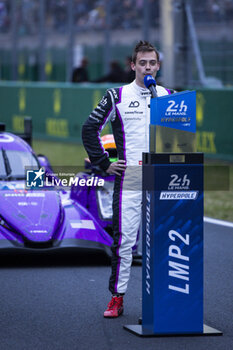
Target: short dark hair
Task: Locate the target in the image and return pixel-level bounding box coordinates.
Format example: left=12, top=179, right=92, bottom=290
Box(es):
left=132, top=40, right=160, bottom=64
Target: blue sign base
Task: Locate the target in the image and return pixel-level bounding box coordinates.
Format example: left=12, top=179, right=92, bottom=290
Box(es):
left=123, top=324, right=222, bottom=337
left=123, top=153, right=222, bottom=338
left=142, top=153, right=205, bottom=334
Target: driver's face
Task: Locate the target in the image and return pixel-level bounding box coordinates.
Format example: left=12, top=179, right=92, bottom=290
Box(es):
left=131, top=51, right=160, bottom=88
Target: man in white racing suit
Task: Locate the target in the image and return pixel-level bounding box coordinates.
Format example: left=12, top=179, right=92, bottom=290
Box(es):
left=82, top=40, right=174, bottom=318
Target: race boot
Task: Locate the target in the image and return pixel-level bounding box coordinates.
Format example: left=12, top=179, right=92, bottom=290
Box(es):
left=103, top=295, right=124, bottom=318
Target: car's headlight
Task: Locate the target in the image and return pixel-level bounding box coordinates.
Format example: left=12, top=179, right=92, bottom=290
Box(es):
left=96, top=180, right=114, bottom=220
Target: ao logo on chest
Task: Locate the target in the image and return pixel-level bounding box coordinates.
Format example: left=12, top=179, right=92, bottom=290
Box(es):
left=129, top=101, right=140, bottom=108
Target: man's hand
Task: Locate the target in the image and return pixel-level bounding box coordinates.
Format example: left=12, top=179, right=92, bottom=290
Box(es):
left=106, top=160, right=127, bottom=176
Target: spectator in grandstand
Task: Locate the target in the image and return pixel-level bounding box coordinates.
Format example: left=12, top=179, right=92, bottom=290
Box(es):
left=121, top=0, right=139, bottom=29
left=53, top=0, right=67, bottom=33
left=72, top=57, right=89, bottom=83
left=85, top=0, right=106, bottom=30
left=74, top=0, right=91, bottom=30
left=0, top=1, right=9, bottom=33
left=20, top=0, right=38, bottom=35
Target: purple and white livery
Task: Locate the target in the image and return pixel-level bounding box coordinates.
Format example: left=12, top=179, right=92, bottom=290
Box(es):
left=0, top=127, right=113, bottom=255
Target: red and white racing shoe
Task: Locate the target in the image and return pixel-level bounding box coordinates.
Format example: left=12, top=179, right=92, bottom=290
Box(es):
left=104, top=295, right=124, bottom=318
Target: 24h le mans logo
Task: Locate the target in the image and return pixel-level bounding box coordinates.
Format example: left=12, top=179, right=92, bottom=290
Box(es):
left=26, top=168, right=45, bottom=189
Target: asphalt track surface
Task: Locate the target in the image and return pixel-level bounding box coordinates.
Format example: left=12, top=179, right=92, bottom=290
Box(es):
left=0, top=221, right=232, bottom=350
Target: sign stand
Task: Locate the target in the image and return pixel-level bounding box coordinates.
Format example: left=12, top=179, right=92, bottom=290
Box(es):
left=124, top=91, right=222, bottom=337
left=123, top=324, right=222, bottom=337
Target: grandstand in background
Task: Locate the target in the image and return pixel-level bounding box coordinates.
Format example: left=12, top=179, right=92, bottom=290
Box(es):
left=0, top=0, right=233, bottom=87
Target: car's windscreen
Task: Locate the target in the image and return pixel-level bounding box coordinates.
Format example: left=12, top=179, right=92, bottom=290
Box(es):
left=0, top=149, right=39, bottom=179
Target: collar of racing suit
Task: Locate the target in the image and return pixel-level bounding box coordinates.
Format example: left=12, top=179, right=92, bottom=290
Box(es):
left=131, top=80, right=151, bottom=97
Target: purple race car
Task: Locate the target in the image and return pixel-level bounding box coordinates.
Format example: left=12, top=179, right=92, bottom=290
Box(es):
left=0, top=120, right=113, bottom=255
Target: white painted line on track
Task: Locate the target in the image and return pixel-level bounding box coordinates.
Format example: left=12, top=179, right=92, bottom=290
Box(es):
left=204, top=216, right=233, bottom=228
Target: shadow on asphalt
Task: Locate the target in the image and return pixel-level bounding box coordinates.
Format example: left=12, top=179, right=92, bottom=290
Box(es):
left=0, top=250, right=111, bottom=268
left=0, top=251, right=142, bottom=268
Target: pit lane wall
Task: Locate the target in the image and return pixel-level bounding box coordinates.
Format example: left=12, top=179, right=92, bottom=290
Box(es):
left=0, top=82, right=232, bottom=161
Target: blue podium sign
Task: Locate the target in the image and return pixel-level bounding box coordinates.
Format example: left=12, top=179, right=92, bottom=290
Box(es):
left=150, top=91, right=196, bottom=133
left=149, top=91, right=196, bottom=154
left=142, top=153, right=203, bottom=334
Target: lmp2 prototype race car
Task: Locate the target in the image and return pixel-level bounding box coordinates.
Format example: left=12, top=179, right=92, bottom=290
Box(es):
left=0, top=119, right=114, bottom=255
left=0, top=119, right=141, bottom=258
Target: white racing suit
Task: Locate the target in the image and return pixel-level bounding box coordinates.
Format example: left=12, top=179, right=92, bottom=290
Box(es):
left=82, top=80, right=173, bottom=294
